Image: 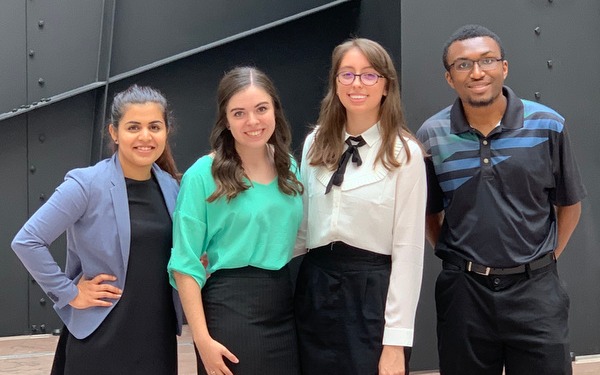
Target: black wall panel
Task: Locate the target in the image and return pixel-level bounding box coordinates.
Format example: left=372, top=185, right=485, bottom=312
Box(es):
left=0, top=116, right=29, bottom=337
left=110, top=0, right=348, bottom=77
left=0, top=0, right=26, bottom=115
left=26, top=0, right=104, bottom=103
left=105, top=2, right=361, bottom=170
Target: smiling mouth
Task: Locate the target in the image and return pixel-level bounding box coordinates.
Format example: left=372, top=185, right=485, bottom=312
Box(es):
left=246, top=130, right=264, bottom=136
left=135, top=146, right=155, bottom=151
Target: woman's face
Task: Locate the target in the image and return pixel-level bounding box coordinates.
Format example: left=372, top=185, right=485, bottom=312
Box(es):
left=109, top=102, right=167, bottom=180
left=336, top=47, right=387, bottom=121
left=226, top=85, right=276, bottom=154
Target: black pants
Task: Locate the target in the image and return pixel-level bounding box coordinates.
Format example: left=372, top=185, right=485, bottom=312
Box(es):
left=436, top=262, right=571, bottom=375
left=294, top=242, right=411, bottom=375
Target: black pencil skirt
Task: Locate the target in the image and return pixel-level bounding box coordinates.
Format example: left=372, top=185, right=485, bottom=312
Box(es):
left=295, top=242, right=411, bottom=375
left=197, top=265, right=300, bottom=375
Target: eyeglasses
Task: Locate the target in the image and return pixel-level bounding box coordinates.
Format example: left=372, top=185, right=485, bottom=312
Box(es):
left=448, top=57, right=504, bottom=72
left=337, top=72, right=384, bottom=86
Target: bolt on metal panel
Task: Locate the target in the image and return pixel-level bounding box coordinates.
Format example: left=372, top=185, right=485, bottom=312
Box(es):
left=26, top=0, right=104, bottom=105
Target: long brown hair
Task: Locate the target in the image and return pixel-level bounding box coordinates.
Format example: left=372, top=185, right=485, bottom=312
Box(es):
left=207, top=66, right=303, bottom=202
left=309, top=38, right=415, bottom=170
left=107, top=84, right=181, bottom=181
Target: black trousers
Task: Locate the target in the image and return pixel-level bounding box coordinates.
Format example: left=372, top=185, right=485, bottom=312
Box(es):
left=294, top=242, right=411, bottom=375
left=436, top=261, right=572, bottom=375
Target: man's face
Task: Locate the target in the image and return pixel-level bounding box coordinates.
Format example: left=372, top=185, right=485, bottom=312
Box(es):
left=444, top=36, right=508, bottom=108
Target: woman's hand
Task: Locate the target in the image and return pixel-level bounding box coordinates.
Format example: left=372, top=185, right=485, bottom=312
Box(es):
left=197, top=338, right=239, bottom=375
left=379, top=345, right=406, bottom=375
left=69, top=274, right=122, bottom=309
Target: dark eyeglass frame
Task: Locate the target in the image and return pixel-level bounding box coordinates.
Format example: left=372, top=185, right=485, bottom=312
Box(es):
left=448, top=57, right=504, bottom=72
left=336, top=72, right=384, bottom=86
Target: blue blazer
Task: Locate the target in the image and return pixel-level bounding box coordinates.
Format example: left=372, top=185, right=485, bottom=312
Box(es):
left=12, top=154, right=183, bottom=339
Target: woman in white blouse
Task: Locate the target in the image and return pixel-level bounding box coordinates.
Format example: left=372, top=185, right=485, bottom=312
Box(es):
left=294, top=38, right=426, bottom=375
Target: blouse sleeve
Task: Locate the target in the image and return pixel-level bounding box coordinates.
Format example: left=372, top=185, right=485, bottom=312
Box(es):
left=382, top=141, right=427, bottom=347
left=293, top=133, right=314, bottom=257
left=168, top=166, right=210, bottom=289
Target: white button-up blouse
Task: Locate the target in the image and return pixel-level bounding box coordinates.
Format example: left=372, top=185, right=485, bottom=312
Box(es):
left=295, top=123, right=427, bottom=347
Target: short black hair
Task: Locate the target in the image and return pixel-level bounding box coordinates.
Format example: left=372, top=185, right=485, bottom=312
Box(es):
left=442, top=24, right=505, bottom=70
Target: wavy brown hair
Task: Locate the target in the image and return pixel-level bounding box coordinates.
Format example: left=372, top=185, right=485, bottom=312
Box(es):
left=308, top=38, right=415, bottom=170
left=207, top=67, right=303, bottom=202
left=107, top=84, right=181, bottom=181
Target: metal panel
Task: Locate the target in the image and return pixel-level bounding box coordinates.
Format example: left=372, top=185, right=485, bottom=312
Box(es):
left=27, top=0, right=104, bottom=104
left=25, top=92, right=96, bottom=334
left=0, top=0, right=26, bottom=115
left=0, top=116, right=29, bottom=336
left=110, top=0, right=346, bottom=77
left=401, top=0, right=600, bottom=368
left=106, top=1, right=360, bottom=170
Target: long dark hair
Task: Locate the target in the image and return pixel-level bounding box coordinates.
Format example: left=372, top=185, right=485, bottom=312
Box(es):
left=309, top=38, right=415, bottom=170
left=108, top=84, right=180, bottom=181
left=208, top=66, right=303, bottom=202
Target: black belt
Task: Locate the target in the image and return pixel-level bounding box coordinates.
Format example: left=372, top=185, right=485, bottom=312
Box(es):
left=441, top=251, right=556, bottom=276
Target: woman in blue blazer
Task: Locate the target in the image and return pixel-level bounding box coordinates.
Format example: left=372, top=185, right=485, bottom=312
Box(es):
left=12, top=85, right=183, bottom=374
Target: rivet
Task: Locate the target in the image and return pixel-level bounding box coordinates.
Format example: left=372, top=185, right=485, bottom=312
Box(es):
left=547, top=60, right=553, bottom=68
left=534, top=27, right=541, bottom=35
left=39, top=193, right=46, bottom=201
left=38, top=78, right=45, bottom=86
left=32, top=101, right=39, bottom=105
left=30, top=165, right=36, bottom=173
left=39, top=134, right=46, bottom=142
left=29, top=49, right=35, bottom=57
left=534, top=92, right=541, bottom=100
left=39, top=298, right=46, bottom=306
left=11, top=108, right=18, bottom=112
left=38, top=20, right=44, bottom=28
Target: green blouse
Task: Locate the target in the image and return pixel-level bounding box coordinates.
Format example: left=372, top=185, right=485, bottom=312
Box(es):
left=168, top=155, right=303, bottom=289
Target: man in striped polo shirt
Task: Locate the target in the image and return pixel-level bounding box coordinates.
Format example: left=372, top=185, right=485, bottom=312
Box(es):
left=416, top=24, right=586, bottom=375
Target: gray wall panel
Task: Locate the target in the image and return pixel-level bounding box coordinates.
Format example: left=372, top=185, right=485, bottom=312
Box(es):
left=402, top=0, right=600, bottom=368
left=25, top=92, right=97, bottom=334
left=26, top=0, right=104, bottom=103
left=106, top=2, right=360, bottom=170
left=0, top=116, right=29, bottom=337
left=110, top=0, right=346, bottom=76
left=0, top=1, right=26, bottom=115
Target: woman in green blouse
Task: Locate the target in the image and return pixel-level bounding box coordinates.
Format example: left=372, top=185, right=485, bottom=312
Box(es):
left=168, top=66, right=303, bottom=375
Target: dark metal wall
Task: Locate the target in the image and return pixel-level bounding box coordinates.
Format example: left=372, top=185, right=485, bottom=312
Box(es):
left=1, top=0, right=598, bottom=371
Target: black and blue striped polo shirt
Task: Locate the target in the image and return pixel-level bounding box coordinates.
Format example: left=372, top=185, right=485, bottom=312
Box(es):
left=417, top=86, right=586, bottom=267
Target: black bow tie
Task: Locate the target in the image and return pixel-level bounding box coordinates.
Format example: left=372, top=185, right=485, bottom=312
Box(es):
left=325, top=135, right=366, bottom=194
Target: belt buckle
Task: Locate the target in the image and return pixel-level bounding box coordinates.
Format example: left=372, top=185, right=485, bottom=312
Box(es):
left=467, top=261, right=491, bottom=276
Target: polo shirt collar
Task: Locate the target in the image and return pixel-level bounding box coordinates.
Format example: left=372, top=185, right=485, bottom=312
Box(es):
left=450, top=86, right=525, bottom=134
